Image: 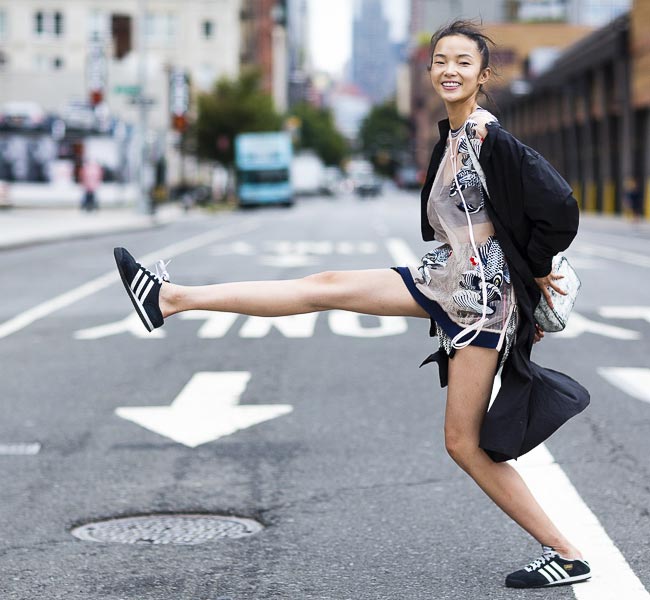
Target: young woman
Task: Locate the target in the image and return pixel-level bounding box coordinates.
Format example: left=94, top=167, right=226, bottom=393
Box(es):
left=114, top=20, right=591, bottom=589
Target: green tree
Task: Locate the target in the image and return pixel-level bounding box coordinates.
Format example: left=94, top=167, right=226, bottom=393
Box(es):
left=289, top=103, right=348, bottom=166
left=359, top=102, right=411, bottom=176
left=194, top=69, right=283, bottom=166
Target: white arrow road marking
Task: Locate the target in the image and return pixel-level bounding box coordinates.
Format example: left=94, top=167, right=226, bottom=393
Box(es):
left=598, top=367, right=650, bottom=404
left=599, top=306, right=650, bottom=323
left=328, top=311, right=408, bottom=337
left=487, top=376, right=650, bottom=599
left=554, top=312, right=640, bottom=340
left=0, top=221, right=260, bottom=340
left=573, top=242, right=650, bottom=269
left=75, top=313, right=166, bottom=340
left=179, top=311, right=239, bottom=338
left=115, top=372, right=292, bottom=448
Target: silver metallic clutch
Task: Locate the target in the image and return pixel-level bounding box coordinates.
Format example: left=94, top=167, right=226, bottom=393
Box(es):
left=534, top=253, right=581, bottom=332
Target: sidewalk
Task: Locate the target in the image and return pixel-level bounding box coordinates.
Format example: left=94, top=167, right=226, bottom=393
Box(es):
left=0, top=203, right=187, bottom=250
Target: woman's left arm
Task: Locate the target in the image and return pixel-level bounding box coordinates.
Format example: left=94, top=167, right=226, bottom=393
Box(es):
left=522, top=149, right=580, bottom=281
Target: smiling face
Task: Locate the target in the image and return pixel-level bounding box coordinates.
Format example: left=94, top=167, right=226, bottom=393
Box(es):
left=430, top=34, right=490, bottom=108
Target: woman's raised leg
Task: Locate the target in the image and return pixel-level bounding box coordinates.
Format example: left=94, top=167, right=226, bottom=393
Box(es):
left=160, top=269, right=429, bottom=319
left=444, top=345, right=583, bottom=559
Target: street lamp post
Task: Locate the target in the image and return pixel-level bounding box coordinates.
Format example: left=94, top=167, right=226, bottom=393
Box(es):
left=136, top=0, right=152, bottom=214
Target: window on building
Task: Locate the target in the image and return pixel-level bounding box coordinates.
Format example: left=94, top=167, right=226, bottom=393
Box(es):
left=34, top=10, right=65, bottom=37
left=53, top=56, right=64, bottom=69
left=145, top=12, right=176, bottom=44
left=35, top=11, right=44, bottom=34
left=202, top=20, right=214, bottom=39
left=54, top=11, right=63, bottom=36
left=89, top=10, right=107, bottom=41
left=111, top=14, right=132, bottom=59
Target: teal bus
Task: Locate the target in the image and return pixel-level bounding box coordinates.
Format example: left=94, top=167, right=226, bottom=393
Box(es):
left=234, top=131, right=293, bottom=206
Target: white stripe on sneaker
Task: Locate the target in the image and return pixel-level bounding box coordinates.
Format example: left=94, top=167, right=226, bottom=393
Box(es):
left=544, top=565, right=562, bottom=582
left=538, top=567, right=556, bottom=583
left=134, top=270, right=149, bottom=298
left=139, top=279, right=155, bottom=303
left=549, top=561, right=570, bottom=580
left=130, top=269, right=144, bottom=292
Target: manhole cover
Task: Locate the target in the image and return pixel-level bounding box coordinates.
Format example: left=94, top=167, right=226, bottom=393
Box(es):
left=71, top=514, right=263, bottom=545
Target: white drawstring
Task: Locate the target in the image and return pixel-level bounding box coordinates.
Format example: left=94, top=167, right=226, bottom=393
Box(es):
left=449, top=132, right=489, bottom=349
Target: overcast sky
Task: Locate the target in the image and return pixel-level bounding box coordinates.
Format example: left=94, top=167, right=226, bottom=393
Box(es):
left=307, top=0, right=408, bottom=76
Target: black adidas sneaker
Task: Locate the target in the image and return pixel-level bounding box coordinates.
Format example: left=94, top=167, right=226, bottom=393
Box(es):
left=505, top=546, right=591, bottom=588
left=114, top=247, right=170, bottom=332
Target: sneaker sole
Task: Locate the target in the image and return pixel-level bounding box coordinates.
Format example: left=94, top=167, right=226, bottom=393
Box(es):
left=506, top=573, right=591, bottom=589
left=113, top=247, right=155, bottom=332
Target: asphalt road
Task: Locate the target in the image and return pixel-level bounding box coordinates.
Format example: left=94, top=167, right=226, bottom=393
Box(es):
left=1, top=190, right=649, bottom=600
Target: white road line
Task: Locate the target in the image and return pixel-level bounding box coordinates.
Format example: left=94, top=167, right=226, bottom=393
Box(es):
left=385, top=238, right=421, bottom=265
left=598, top=306, right=650, bottom=323
left=573, top=242, right=650, bottom=269
left=513, top=444, right=649, bottom=599
left=0, top=443, right=41, bottom=455
left=0, top=221, right=260, bottom=340
left=598, top=367, right=650, bottom=404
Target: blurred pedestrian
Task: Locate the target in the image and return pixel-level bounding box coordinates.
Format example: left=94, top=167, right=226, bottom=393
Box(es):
left=80, top=160, right=102, bottom=212
left=624, top=176, right=643, bottom=222
left=113, top=19, right=590, bottom=589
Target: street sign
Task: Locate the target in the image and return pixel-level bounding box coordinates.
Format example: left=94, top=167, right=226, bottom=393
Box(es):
left=127, top=96, right=156, bottom=106
left=114, top=85, right=141, bottom=96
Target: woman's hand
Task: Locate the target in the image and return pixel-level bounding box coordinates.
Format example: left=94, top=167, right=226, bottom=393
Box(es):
left=533, top=323, right=544, bottom=343
left=534, top=272, right=566, bottom=309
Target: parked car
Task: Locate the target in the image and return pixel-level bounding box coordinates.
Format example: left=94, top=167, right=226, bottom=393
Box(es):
left=395, top=165, right=422, bottom=189
left=354, top=173, right=382, bottom=198
left=291, top=151, right=326, bottom=196
left=0, top=101, right=50, bottom=132
left=319, top=166, right=343, bottom=196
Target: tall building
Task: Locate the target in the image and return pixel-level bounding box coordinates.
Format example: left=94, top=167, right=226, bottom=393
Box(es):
left=351, top=0, right=396, bottom=104
left=239, top=0, right=288, bottom=111
left=287, top=0, right=310, bottom=107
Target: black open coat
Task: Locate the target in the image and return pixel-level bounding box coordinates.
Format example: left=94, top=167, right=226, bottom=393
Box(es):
left=420, top=118, right=590, bottom=463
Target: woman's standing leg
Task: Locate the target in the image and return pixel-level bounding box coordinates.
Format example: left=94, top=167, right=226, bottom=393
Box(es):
left=160, top=269, right=429, bottom=319
left=444, top=345, right=583, bottom=559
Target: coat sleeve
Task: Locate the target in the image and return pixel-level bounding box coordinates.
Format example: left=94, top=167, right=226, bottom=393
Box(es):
left=522, top=149, right=579, bottom=278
